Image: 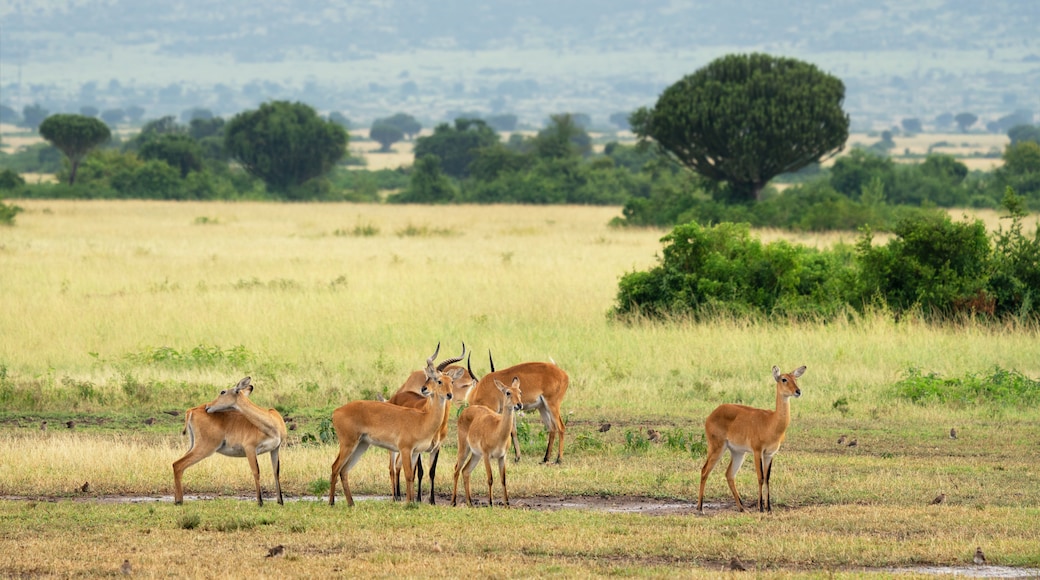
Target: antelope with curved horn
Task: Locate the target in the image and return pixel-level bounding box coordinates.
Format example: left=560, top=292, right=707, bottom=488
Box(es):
left=467, top=351, right=569, bottom=463
left=697, top=365, right=806, bottom=513
left=328, top=345, right=463, bottom=506
left=173, top=376, right=287, bottom=506
left=385, top=343, right=475, bottom=504
left=452, top=377, right=523, bottom=507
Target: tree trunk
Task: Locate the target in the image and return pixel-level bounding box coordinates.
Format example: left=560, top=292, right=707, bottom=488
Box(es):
left=68, top=160, right=79, bottom=185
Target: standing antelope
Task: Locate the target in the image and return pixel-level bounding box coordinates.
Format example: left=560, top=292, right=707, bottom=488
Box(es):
left=452, top=377, right=523, bottom=507
left=467, top=352, right=569, bottom=463
left=385, top=344, right=475, bottom=504
left=698, top=365, right=806, bottom=513
left=328, top=346, right=463, bottom=506
left=173, top=376, right=286, bottom=506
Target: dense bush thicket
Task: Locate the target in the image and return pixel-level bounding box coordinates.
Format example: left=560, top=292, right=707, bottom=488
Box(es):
left=614, top=189, right=1040, bottom=321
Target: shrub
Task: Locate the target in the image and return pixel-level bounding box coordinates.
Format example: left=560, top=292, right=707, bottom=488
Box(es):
left=614, top=221, right=854, bottom=320
left=893, top=366, right=1040, bottom=406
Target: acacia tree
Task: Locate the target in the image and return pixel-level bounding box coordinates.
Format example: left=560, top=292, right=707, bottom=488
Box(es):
left=38, top=114, right=111, bottom=184
left=369, top=122, right=404, bottom=152
left=224, top=101, right=348, bottom=194
left=632, top=53, right=849, bottom=202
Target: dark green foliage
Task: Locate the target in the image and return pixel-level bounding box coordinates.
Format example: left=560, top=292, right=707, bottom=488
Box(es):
left=633, top=53, right=849, bottom=202
left=894, top=366, right=1040, bottom=406
left=534, top=114, right=592, bottom=159
left=327, top=167, right=409, bottom=202
left=855, top=213, right=990, bottom=315
left=988, top=188, right=1040, bottom=318
left=614, top=221, right=855, bottom=319
left=377, top=113, right=422, bottom=139
left=225, top=101, right=348, bottom=194
left=1007, top=124, right=1040, bottom=146
left=369, top=122, right=404, bottom=152
left=993, top=141, right=1040, bottom=205
left=138, top=134, right=203, bottom=177
left=393, top=155, right=456, bottom=203
left=616, top=196, right=1040, bottom=322
left=0, top=196, right=22, bottom=225
left=0, top=169, right=26, bottom=190
left=38, top=114, right=112, bottom=184
left=413, top=118, right=500, bottom=178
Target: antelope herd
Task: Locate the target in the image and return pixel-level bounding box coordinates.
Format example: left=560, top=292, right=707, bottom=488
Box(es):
left=173, top=343, right=805, bottom=513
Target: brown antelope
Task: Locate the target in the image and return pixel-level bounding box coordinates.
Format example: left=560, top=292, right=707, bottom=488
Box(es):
left=385, top=344, right=476, bottom=504
left=697, top=365, right=806, bottom=513
left=467, top=352, right=569, bottom=463
left=452, top=377, right=523, bottom=507
left=173, top=376, right=287, bottom=506
left=328, top=346, right=462, bottom=506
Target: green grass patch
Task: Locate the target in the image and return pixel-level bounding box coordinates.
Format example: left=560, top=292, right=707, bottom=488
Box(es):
left=893, top=366, right=1040, bottom=406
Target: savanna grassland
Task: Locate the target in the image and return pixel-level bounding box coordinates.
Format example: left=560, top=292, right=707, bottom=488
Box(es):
left=1, top=200, right=1039, bottom=578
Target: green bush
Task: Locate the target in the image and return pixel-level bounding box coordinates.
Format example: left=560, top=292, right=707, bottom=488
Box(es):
left=616, top=191, right=1040, bottom=322
left=893, top=366, right=1040, bottom=406
left=614, top=221, right=855, bottom=320
left=855, top=212, right=990, bottom=316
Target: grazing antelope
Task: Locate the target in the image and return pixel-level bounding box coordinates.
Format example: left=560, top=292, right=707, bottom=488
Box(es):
left=385, top=344, right=476, bottom=504
left=173, top=376, right=286, bottom=506
left=328, top=346, right=462, bottom=506
left=467, top=352, right=569, bottom=463
left=698, top=365, right=806, bottom=513
left=452, top=377, right=523, bottom=507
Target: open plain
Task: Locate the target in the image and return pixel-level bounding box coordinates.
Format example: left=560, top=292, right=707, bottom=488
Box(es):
left=1, top=200, right=1039, bottom=578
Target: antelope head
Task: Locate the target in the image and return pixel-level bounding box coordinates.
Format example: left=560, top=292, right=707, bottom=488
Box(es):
left=205, top=376, right=253, bottom=413
left=772, top=366, right=806, bottom=399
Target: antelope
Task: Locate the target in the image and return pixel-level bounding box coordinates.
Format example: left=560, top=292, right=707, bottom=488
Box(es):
left=173, top=376, right=286, bottom=506
left=385, top=344, right=476, bottom=504
left=467, top=352, right=569, bottom=463
left=698, top=365, right=805, bottom=513
left=328, top=346, right=463, bottom=506
left=452, top=377, right=523, bottom=507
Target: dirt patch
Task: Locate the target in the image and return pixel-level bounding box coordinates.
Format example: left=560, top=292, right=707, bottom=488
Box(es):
left=0, top=492, right=719, bottom=515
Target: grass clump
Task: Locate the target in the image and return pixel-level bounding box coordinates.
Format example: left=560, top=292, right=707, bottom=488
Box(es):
left=124, top=344, right=254, bottom=369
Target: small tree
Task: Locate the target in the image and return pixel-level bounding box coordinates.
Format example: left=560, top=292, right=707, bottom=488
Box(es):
left=608, top=111, right=631, bottom=130
left=100, top=108, right=126, bottom=126
left=901, top=118, right=922, bottom=134
left=38, top=114, right=112, bottom=184
left=633, top=53, right=849, bottom=202
left=1008, top=124, right=1040, bottom=146
left=370, top=122, right=404, bottom=152
left=534, top=114, right=592, bottom=159
left=224, top=101, right=348, bottom=194
left=21, top=104, right=49, bottom=131
left=328, top=111, right=351, bottom=129
left=125, top=105, right=146, bottom=124
left=955, top=112, right=978, bottom=133
left=394, top=155, right=456, bottom=203
left=412, top=118, right=500, bottom=178
left=379, top=113, right=422, bottom=139
left=138, top=134, right=203, bottom=177
left=485, top=114, right=518, bottom=132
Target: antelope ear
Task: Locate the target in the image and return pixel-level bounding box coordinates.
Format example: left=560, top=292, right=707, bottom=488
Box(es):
left=772, top=366, right=781, bottom=382
left=511, top=377, right=520, bottom=389
left=493, top=379, right=508, bottom=392
left=234, top=377, right=252, bottom=393
left=446, top=367, right=465, bottom=381
left=792, top=366, right=806, bottom=378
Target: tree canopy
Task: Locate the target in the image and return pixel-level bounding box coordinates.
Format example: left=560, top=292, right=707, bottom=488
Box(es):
left=632, top=53, right=850, bottom=202
left=224, top=101, right=348, bottom=194
left=412, top=118, right=500, bottom=178
left=369, top=123, right=404, bottom=152
left=38, top=114, right=112, bottom=184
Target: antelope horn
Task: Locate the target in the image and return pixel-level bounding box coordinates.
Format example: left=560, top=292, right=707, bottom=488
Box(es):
left=437, top=342, right=466, bottom=371
left=488, top=350, right=496, bottom=373
left=466, top=352, right=479, bottom=381
left=425, top=342, right=441, bottom=371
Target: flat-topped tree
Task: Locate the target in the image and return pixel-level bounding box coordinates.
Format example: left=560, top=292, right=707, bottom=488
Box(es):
left=38, top=114, right=111, bottom=185
left=632, top=53, right=849, bottom=203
